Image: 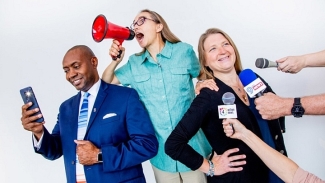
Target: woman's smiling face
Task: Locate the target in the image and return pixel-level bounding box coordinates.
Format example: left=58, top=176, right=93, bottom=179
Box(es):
left=203, top=33, right=236, bottom=74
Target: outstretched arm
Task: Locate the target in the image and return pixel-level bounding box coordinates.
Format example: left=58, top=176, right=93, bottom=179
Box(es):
left=277, top=49, right=325, bottom=74
left=255, top=92, right=325, bottom=120
left=222, top=118, right=298, bottom=183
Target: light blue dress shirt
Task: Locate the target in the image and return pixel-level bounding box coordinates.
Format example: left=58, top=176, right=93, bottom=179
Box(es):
left=115, top=41, right=211, bottom=172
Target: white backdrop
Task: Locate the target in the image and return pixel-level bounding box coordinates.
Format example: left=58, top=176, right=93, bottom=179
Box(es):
left=1, top=0, right=324, bottom=182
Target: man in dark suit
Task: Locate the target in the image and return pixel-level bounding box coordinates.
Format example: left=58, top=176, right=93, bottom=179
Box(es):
left=21, top=45, right=158, bottom=183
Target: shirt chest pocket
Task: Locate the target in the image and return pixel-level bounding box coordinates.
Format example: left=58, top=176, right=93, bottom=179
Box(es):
left=169, top=67, right=191, bottom=94
left=133, top=73, right=151, bottom=96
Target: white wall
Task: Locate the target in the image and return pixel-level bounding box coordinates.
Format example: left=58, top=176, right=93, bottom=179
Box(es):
left=1, top=0, right=324, bottom=182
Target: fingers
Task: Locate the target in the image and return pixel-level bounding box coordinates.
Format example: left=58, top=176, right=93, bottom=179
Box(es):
left=195, top=79, right=219, bottom=95
left=227, top=163, right=244, bottom=172
left=212, top=149, right=245, bottom=175
left=22, top=102, right=32, bottom=111
left=21, top=104, right=44, bottom=133
left=276, top=57, right=288, bottom=71
left=109, top=40, right=125, bottom=60
left=74, top=140, right=94, bottom=150
left=222, top=119, right=235, bottom=137
left=225, top=149, right=246, bottom=171
left=74, top=140, right=87, bottom=145
left=228, top=154, right=246, bottom=163
left=223, top=124, right=233, bottom=136
left=203, top=79, right=219, bottom=91
left=277, top=57, right=296, bottom=73
left=223, top=148, right=240, bottom=157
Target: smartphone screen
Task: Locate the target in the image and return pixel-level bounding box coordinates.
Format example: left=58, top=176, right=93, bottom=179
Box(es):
left=20, top=86, right=44, bottom=123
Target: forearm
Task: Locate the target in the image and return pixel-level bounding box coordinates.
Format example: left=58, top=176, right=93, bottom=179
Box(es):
left=241, top=129, right=298, bottom=183
left=301, top=93, right=325, bottom=115
left=36, top=128, right=63, bottom=160
left=303, top=50, right=325, bottom=67
left=102, top=61, right=119, bottom=84
left=198, top=158, right=210, bottom=174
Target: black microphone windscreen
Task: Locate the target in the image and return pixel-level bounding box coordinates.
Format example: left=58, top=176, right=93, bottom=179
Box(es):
left=255, top=58, right=269, bottom=68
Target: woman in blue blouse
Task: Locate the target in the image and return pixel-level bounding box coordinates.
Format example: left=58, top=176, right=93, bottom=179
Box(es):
left=102, top=9, right=212, bottom=183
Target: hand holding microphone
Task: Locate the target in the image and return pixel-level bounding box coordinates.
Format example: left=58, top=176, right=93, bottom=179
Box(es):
left=238, top=69, right=288, bottom=120
left=276, top=56, right=305, bottom=74
left=218, top=92, right=237, bottom=135
left=222, top=118, right=247, bottom=140
left=255, top=57, right=299, bottom=74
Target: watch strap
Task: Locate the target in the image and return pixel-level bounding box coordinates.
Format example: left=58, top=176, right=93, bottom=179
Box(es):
left=294, top=97, right=301, bottom=105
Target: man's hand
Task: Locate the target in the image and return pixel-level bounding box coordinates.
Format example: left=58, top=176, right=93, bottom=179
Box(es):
left=255, top=92, right=292, bottom=120
left=75, top=140, right=100, bottom=165
left=21, top=102, right=44, bottom=140
left=195, top=79, right=219, bottom=95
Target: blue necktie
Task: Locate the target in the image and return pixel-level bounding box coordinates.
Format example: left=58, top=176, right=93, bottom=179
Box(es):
left=76, top=92, right=90, bottom=182
left=77, top=92, right=90, bottom=140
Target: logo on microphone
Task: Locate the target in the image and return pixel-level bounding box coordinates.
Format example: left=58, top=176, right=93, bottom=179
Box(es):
left=219, top=108, right=227, bottom=116
left=218, top=105, right=237, bottom=118
left=243, top=78, right=266, bottom=98
left=246, top=87, right=253, bottom=94
left=253, top=81, right=264, bottom=91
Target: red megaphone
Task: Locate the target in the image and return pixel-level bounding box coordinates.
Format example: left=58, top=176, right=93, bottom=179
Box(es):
left=92, top=14, right=135, bottom=59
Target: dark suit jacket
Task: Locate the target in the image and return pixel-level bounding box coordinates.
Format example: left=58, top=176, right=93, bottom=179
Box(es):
left=35, top=80, right=158, bottom=183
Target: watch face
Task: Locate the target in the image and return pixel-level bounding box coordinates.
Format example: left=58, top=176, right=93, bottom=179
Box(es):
left=97, top=153, right=103, bottom=162
left=291, top=106, right=305, bottom=117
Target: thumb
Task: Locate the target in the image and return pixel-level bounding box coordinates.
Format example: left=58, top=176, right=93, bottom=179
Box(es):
left=74, top=140, right=86, bottom=145
left=214, top=151, right=218, bottom=157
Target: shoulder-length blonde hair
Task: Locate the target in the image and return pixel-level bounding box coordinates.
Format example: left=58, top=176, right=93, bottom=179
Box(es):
left=136, top=9, right=181, bottom=55
left=197, top=28, right=243, bottom=80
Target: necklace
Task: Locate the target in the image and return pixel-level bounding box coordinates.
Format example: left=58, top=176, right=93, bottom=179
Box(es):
left=229, top=79, right=248, bottom=103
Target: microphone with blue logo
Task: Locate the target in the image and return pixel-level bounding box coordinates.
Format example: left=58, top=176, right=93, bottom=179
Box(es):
left=239, top=69, right=267, bottom=98
left=218, top=92, right=237, bottom=135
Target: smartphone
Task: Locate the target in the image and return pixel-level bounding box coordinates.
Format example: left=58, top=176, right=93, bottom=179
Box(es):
left=20, top=86, right=44, bottom=123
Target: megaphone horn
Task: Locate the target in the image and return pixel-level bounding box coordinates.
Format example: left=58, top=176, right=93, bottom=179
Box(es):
left=92, top=14, right=135, bottom=60
left=92, top=14, right=135, bottom=43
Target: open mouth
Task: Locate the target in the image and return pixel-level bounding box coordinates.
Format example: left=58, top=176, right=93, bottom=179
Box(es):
left=136, top=32, right=144, bottom=42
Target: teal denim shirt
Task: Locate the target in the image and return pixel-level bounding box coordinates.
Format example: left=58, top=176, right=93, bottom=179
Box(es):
left=115, top=41, right=211, bottom=172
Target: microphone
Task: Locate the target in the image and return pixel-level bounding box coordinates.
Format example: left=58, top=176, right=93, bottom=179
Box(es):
left=219, top=92, right=237, bottom=134
left=239, top=69, right=266, bottom=98
left=255, top=58, right=278, bottom=69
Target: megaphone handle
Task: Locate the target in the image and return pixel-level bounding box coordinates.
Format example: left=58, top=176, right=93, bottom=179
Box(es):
left=112, top=50, right=123, bottom=60
left=112, top=39, right=124, bottom=61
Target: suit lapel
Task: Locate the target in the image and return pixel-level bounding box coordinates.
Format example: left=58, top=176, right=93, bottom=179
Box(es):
left=85, top=81, right=109, bottom=138
left=70, top=92, right=82, bottom=140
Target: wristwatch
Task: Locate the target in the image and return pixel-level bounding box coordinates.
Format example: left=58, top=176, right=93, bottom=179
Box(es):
left=291, top=98, right=305, bottom=118
left=97, top=151, right=103, bottom=163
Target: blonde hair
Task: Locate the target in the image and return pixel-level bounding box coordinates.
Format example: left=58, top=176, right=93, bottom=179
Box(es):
left=136, top=9, right=181, bottom=55
left=197, top=28, right=243, bottom=79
